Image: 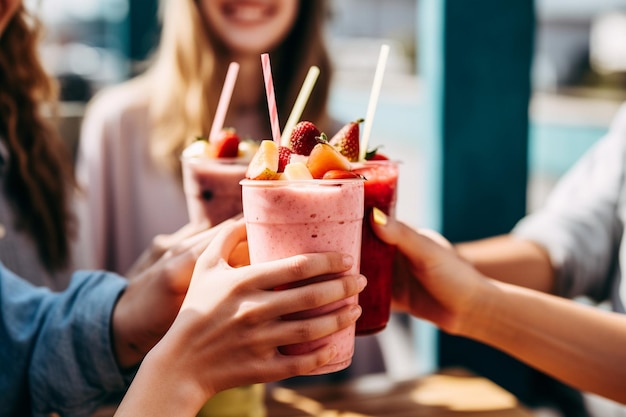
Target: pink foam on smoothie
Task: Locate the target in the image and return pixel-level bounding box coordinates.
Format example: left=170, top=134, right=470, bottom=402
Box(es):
left=242, top=179, right=364, bottom=374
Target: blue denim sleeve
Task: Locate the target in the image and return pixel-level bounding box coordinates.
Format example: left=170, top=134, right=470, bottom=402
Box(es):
left=0, top=263, right=131, bottom=417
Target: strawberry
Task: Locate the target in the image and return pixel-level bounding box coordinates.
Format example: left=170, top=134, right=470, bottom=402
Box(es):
left=322, top=170, right=364, bottom=180
left=369, top=152, right=389, bottom=160
left=277, top=146, right=293, bottom=173
left=364, top=146, right=389, bottom=161
left=329, top=118, right=363, bottom=162
left=289, top=121, right=323, bottom=156
left=208, top=128, right=240, bottom=158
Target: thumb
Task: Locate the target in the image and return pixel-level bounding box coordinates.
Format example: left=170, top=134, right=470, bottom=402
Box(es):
left=370, top=208, right=451, bottom=264
left=369, top=207, right=404, bottom=246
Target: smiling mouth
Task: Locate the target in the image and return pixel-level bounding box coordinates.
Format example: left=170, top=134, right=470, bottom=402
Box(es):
left=222, top=2, right=276, bottom=24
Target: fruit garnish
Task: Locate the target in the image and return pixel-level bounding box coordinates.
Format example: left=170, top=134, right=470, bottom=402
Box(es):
left=289, top=153, right=308, bottom=166
left=284, top=162, right=314, bottom=180
left=207, top=128, right=240, bottom=158
left=364, top=146, right=388, bottom=161
left=182, top=138, right=209, bottom=158
left=368, top=153, right=389, bottom=160
left=277, top=146, right=293, bottom=173
left=289, top=121, right=324, bottom=156
left=329, top=118, right=363, bottom=162
left=322, top=170, right=364, bottom=180
left=306, top=143, right=352, bottom=179
left=246, top=140, right=279, bottom=180
left=238, top=139, right=260, bottom=161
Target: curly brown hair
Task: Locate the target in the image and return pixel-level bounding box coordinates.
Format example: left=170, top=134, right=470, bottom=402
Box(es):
left=0, top=5, right=76, bottom=272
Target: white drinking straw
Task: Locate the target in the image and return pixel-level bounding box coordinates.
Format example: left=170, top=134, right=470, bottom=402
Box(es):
left=360, top=44, right=390, bottom=161
left=280, top=66, right=320, bottom=146
left=209, top=62, right=240, bottom=142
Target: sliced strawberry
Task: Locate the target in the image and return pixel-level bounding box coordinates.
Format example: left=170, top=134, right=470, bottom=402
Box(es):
left=277, top=146, right=293, bottom=173
left=289, top=121, right=323, bottom=156
left=208, top=128, right=240, bottom=158
left=322, top=170, right=364, bottom=180
left=306, top=143, right=352, bottom=179
left=329, top=118, right=363, bottom=162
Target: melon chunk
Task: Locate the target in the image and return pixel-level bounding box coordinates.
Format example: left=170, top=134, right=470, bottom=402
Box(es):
left=246, top=140, right=279, bottom=180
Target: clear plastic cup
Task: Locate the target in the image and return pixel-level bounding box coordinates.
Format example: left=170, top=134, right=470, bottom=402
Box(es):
left=196, top=384, right=266, bottom=417
left=241, top=178, right=364, bottom=374
left=181, top=155, right=248, bottom=225
left=352, top=160, right=399, bottom=335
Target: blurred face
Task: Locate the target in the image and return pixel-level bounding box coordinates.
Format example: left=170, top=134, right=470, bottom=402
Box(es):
left=199, top=0, right=299, bottom=55
left=0, top=0, right=21, bottom=37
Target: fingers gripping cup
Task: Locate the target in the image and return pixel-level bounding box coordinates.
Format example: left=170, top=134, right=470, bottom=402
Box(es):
left=241, top=178, right=364, bottom=375
left=182, top=138, right=262, bottom=417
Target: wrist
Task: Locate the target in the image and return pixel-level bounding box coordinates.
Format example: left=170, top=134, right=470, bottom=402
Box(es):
left=111, top=286, right=146, bottom=369
left=454, top=275, right=501, bottom=340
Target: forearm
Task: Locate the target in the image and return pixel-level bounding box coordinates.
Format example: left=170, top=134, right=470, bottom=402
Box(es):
left=114, top=342, right=208, bottom=417
left=455, top=235, right=556, bottom=293
left=463, top=280, right=626, bottom=404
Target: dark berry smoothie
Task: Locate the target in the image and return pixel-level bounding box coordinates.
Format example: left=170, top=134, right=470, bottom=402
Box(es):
left=352, top=160, right=399, bottom=335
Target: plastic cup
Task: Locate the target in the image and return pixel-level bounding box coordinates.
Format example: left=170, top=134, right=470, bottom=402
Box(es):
left=196, top=384, right=266, bottom=417
left=352, top=160, right=399, bottom=335
left=181, top=155, right=248, bottom=226
left=241, top=178, right=364, bottom=375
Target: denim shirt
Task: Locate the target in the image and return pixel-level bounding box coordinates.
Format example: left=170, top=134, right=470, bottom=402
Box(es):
left=0, top=262, right=133, bottom=417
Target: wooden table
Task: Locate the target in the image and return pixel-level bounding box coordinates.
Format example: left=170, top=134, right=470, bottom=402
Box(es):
left=265, top=368, right=534, bottom=417
left=93, top=368, right=533, bottom=417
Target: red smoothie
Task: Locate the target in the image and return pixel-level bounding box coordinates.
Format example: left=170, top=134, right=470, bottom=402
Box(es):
left=352, top=160, right=399, bottom=335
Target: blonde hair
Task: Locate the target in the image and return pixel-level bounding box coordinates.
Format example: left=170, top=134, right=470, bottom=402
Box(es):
left=146, top=0, right=333, bottom=175
left=0, top=5, right=76, bottom=271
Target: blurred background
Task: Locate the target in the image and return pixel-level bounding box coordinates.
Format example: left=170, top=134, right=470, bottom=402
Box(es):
left=30, top=0, right=626, bottom=413
left=32, top=0, right=626, bottom=215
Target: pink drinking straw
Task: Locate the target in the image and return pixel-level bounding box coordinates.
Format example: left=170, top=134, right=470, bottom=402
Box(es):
left=261, top=53, right=281, bottom=143
left=209, top=62, right=240, bottom=142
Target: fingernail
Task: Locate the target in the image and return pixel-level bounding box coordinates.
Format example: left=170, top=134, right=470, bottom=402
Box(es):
left=357, top=275, right=367, bottom=290
left=350, top=305, right=362, bottom=320
left=342, top=254, right=353, bottom=268
left=373, top=207, right=388, bottom=226
left=328, top=344, right=338, bottom=358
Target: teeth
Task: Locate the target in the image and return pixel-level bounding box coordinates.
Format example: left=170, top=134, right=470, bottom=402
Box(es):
left=226, top=4, right=267, bottom=23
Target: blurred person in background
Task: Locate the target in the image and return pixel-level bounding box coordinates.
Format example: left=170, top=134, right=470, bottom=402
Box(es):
left=75, top=0, right=334, bottom=275
left=450, top=103, right=626, bottom=416
left=0, top=0, right=187, bottom=289
left=0, top=0, right=76, bottom=289
left=371, top=207, right=626, bottom=412
left=75, top=0, right=386, bottom=383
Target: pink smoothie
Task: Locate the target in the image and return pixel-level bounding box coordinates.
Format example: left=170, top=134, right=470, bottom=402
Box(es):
left=181, top=156, right=248, bottom=226
left=241, top=178, right=364, bottom=375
